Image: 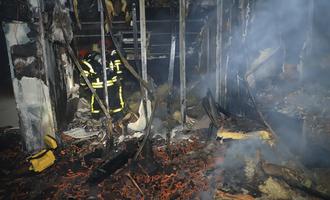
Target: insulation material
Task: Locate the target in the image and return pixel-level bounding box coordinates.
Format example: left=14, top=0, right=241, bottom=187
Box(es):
left=49, top=2, right=73, bottom=44
left=3, top=22, right=44, bottom=80
left=258, top=177, right=291, bottom=199
left=127, top=99, right=152, bottom=132
left=13, top=77, right=55, bottom=152
left=63, top=128, right=98, bottom=139
left=47, top=1, right=76, bottom=128
left=28, top=0, right=38, bottom=8
left=3, top=23, right=30, bottom=45
left=60, top=51, right=78, bottom=98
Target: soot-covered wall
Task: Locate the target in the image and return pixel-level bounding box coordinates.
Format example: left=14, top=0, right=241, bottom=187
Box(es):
left=1, top=0, right=76, bottom=153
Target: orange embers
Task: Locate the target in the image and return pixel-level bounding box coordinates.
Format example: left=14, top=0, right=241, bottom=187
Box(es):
left=109, top=169, right=209, bottom=199
left=159, top=172, right=178, bottom=200
left=160, top=172, right=177, bottom=184
left=154, top=147, right=171, bottom=164
left=119, top=166, right=210, bottom=199
left=51, top=168, right=91, bottom=199
left=153, top=136, right=205, bottom=166
left=64, top=169, right=88, bottom=179
left=98, top=137, right=226, bottom=199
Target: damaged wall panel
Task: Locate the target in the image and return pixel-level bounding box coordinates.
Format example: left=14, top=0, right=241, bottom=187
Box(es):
left=13, top=77, right=56, bottom=152
left=47, top=0, right=77, bottom=128
left=1, top=0, right=75, bottom=153
left=2, top=21, right=56, bottom=153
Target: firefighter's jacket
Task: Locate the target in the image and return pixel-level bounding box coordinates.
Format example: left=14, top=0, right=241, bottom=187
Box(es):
left=80, top=50, right=124, bottom=114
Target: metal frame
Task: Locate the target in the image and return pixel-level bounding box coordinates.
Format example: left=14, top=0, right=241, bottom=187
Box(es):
left=139, top=0, right=151, bottom=121
left=215, top=0, right=224, bottom=104
left=98, top=0, right=109, bottom=110
left=179, top=0, right=186, bottom=126
left=168, top=35, right=176, bottom=95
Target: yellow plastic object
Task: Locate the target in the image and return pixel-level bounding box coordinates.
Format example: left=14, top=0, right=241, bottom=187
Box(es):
left=256, top=130, right=272, bottom=140
left=44, top=134, right=58, bottom=149
left=28, top=149, right=56, bottom=172
left=217, top=130, right=272, bottom=141
left=217, top=130, right=249, bottom=140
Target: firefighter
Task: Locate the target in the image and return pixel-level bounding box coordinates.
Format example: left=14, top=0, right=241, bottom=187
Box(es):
left=80, top=49, right=125, bottom=121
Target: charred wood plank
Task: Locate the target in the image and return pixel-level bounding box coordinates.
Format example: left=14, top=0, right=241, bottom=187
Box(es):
left=202, top=89, right=231, bottom=128
left=88, top=141, right=139, bottom=184
left=261, top=162, right=330, bottom=199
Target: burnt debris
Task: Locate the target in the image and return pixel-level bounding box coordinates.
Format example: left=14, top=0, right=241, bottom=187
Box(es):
left=1, top=0, right=330, bottom=199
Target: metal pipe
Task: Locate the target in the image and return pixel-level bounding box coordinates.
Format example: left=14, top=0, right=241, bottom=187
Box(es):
left=80, top=19, right=203, bottom=25
left=74, top=32, right=199, bottom=38
left=133, top=3, right=148, bottom=128
left=215, top=0, right=223, bottom=104
left=98, top=0, right=109, bottom=110
left=117, top=32, right=199, bottom=35
left=132, top=3, right=141, bottom=77
left=307, top=0, right=314, bottom=56
left=224, top=1, right=233, bottom=109
left=168, top=35, right=176, bottom=95
left=206, top=23, right=210, bottom=74
left=179, top=0, right=186, bottom=125
left=139, top=0, right=150, bottom=119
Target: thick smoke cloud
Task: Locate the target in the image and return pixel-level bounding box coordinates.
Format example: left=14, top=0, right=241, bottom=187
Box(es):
left=194, top=0, right=330, bottom=170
